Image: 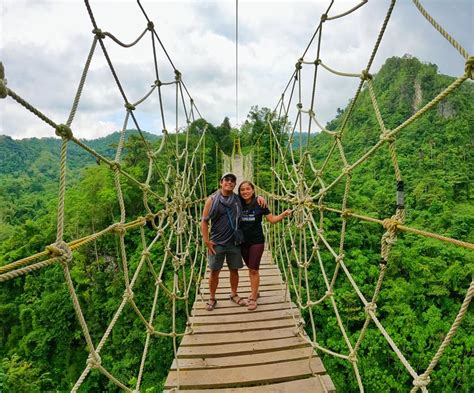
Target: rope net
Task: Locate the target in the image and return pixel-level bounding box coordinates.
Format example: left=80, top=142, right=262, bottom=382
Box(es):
left=0, top=0, right=472, bottom=392
left=250, top=1, right=472, bottom=392
left=1, top=1, right=210, bottom=391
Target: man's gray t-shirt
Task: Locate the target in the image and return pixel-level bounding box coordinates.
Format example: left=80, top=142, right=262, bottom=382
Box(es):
left=203, top=194, right=235, bottom=246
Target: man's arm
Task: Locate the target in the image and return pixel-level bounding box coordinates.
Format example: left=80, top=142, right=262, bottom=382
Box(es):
left=200, top=197, right=216, bottom=255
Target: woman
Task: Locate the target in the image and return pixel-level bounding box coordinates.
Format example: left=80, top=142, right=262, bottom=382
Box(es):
left=238, top=180, right=291, bottom=310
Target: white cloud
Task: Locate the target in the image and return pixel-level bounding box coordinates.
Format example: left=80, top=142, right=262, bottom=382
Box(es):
left=1, top=0, right=472, bottom=139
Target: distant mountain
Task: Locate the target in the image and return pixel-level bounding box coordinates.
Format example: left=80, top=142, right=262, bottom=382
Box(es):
left=0, top=130, right=161, bottom=175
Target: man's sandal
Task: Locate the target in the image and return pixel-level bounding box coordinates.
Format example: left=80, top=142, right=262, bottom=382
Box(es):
left=229, top=294, right=247, bottom=306
left=206, top=298, right=217, bottom=311
left=247, top=298, right=257, bottom=311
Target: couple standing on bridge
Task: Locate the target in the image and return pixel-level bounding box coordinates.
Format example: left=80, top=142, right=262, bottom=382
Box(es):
left=201, top=172, right=291, bottom=312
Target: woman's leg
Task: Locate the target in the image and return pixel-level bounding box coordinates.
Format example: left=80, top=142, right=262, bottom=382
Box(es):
left=246, top=243, right=265, bottom=310
left=249, top=268, right=259, bottom=302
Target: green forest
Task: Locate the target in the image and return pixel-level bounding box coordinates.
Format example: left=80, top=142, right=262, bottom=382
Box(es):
left=1, top=56, right=473, bottom=392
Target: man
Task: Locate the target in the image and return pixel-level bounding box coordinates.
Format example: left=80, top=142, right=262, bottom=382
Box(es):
left=201, top=172, right=246, bottom=311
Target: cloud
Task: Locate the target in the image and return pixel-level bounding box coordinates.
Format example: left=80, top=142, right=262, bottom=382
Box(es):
left=1, top=0, right=472, bottom=139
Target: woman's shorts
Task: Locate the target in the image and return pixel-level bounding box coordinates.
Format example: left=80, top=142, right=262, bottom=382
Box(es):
left=241, top=243, right=265, bottom=270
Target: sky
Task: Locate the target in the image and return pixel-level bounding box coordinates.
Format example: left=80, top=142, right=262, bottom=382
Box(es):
left=0, top=0, right=472, bottom=140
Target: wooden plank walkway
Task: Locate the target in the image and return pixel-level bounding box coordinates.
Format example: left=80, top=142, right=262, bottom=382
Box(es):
left=164, top=251, right=335, bottom=392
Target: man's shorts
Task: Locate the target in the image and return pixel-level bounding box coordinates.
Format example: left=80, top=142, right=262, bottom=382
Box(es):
left=208, top=244, right=243, bottom=271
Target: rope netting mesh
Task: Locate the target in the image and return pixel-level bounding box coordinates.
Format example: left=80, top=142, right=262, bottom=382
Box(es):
left=1, top=1, right=212, bottom=391
left=249, top=1, right=472, bottom=392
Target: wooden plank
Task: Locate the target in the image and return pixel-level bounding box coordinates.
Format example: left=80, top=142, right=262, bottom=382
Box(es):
left=177, top=336, right=311, bottom=358
left=191, top=309, right=299, bottom=325
left=164, top=357, right=326, bottom=389
left=179, top=327, right=298, bottom=346
left=170, top=347, right=317, bottom=370
left=192, top=301, right=292, bottom=316
left=164, top=376, right=333, bottom=392
left=194, top=294, right=288, bottom=309
left=321, top=374, right=337, bottom=392
left=200, top=281, right=284, bottom=291
left=200, top=284, right=284, bottom=294
left=191, top=318, right=296, bottom=334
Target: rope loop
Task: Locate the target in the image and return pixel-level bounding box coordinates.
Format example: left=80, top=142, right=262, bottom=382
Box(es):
left=364, top=302, right=377, bottom=314
left=125, top=102, right=136, bottom=111
left=0, top=62, right=8, bottom=99
left=147, top=21, right=154, bottom=30
left=413, top=375, right=431, bottom=388
left=92, top=28, right=106, bottom=39
left=55, top=124, right=73, bottom=140
left=360, top=69, right=373, bottom=80
left=87, top=352, right=102, bottom=369
left=464, top=56, right=474, bottom=79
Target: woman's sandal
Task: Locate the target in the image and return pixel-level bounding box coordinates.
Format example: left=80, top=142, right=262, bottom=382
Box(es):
left=206, top=298, right=217, bottom=311
left=247, top=297, right=257, bottom=311
left=229, top=294, right=247, bottom=306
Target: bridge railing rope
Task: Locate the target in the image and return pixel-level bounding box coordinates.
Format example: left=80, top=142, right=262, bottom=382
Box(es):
left=0, top=1, right=211, bottom=391
left=251, top=1, right=472, bottom=392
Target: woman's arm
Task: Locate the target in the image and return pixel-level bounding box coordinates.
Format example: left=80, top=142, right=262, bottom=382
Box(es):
left=265, top=209, right=291, bottom=224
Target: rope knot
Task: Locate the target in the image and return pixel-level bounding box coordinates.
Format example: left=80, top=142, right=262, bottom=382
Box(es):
left=113, top=223, right=126, bottom=235
left=46, top=241, right=72, bottom=264
left=92, top=28, right=106, bottom=39
left=413, top=375, right=430, bottom=388
left=295, top=60, right=303, bottom=70
left=174, top=69, right=182, bottom=81
left=342, top=209, right=352, bottom=219
left=109, top=160, right=121, bottom=171
left=296, top=102, right=303, bottom=109
left=141, top=250, right=151, bottom=257
left=325, top=290, right=334, bottom=297
left=123, top=288, right=134, bottom=301
left=0, top=62, right=8, bottom=99
left=321, top=13, right=328, bottom=22
left=348, top=351, right=358, bottom=363
left=154, top=79, right=162, bottom=87
left=379, top=131, right=394, bottom=142
left=87, top=353, right=102, bottom=368
left=343, top=165, right=352, bottom=176
left=464, top=56, right=474, bottom=79
left=140, top=183, right=151, bottom=192
left=382, top=218, right=399, bottom=232
left=360, top=70, right=372, bottom=80
left=55, top=124, right=73, bottom=140
left=147, top=21, right=155, bottom=30
left=336, top=254, right=344, bottom=263
left=364, top=302, right=377, bottom=314
left=124, top=102, right=136, bottom=111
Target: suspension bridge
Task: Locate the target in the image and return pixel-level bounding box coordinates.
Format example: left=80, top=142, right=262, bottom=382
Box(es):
left=1, top=0, right=473, bottom=392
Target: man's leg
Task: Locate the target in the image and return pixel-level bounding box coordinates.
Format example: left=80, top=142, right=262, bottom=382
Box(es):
left=229, top=268, right=239, bottom=297
left=208, top=269, right=220, bottom=301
